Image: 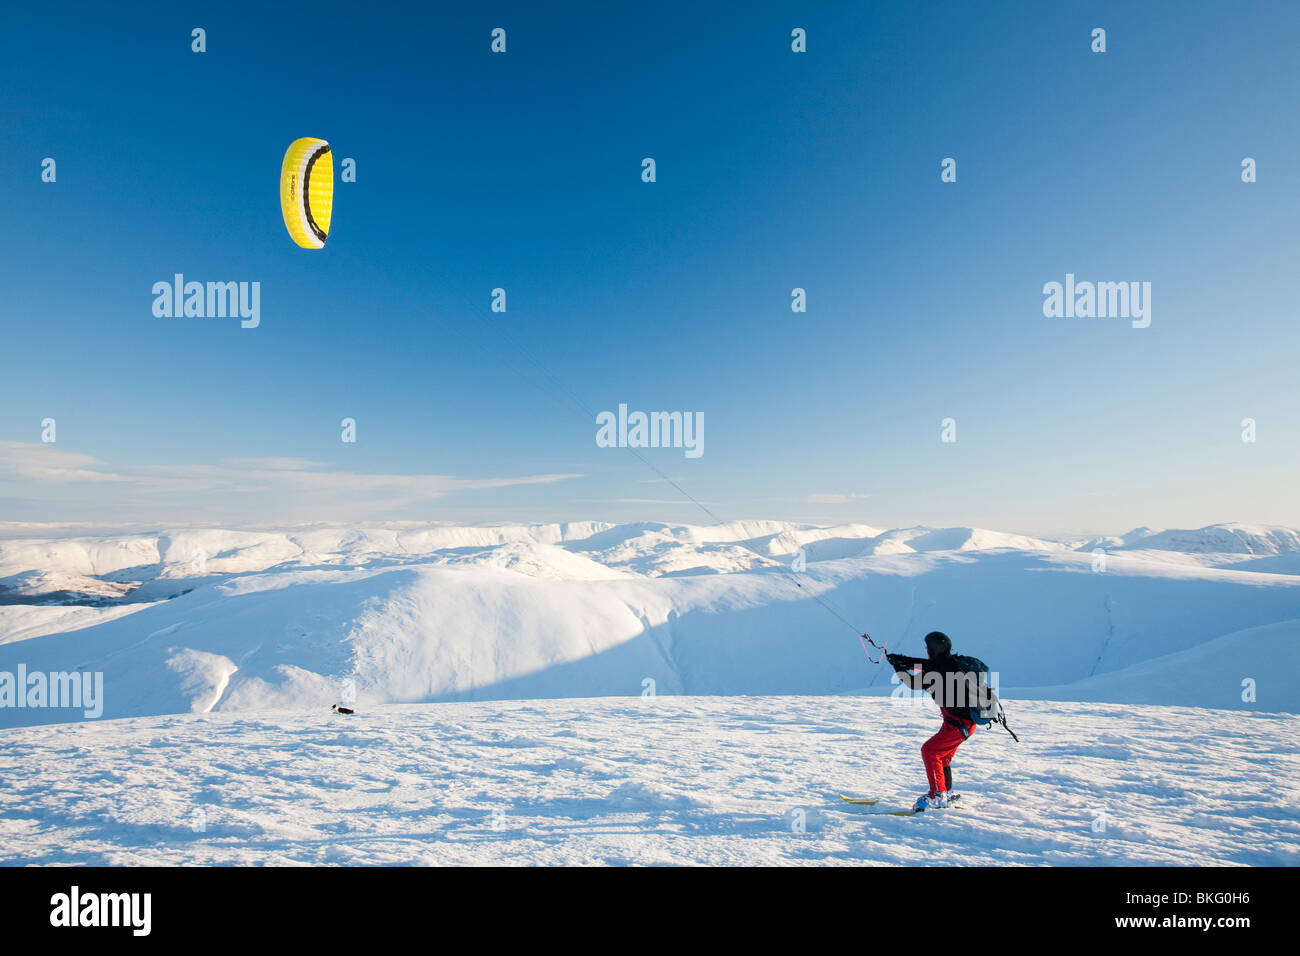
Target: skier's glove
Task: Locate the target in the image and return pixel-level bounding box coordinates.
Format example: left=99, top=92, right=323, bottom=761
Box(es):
left=886, top=652, right=921, bottom=674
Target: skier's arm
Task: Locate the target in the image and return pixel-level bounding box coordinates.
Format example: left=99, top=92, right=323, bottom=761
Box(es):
left=885, top=653, right=927, bottom=689
left=886, top=653, right=926, bottom=670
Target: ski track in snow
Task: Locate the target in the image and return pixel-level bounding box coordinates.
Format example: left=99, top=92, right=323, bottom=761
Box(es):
left=2, top=696, right=1297, bottom=866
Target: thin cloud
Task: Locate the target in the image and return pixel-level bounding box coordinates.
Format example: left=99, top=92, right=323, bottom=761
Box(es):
left=804, top=492, right=872, bottom=504
left=0, top=441, right=129, bottom=483
left=576, top=498, right=720, bottom=506
left=221, top=457, right=328, bottom=471
left=0, top=442, right=581, bottom=522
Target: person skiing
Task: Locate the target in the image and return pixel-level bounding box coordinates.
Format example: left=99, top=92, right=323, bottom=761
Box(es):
left=886, top=631, right=982, bottom=812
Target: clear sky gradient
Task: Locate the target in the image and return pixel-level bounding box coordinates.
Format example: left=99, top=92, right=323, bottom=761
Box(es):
left=2, top=1, right=1297, bottom=534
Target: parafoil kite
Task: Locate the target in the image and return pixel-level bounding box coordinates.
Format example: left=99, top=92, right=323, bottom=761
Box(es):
left=280, top=138, right=333, bottom=248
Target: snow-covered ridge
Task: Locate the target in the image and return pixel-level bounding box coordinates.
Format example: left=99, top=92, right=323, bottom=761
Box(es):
left=1080, top=522, right=1300, bottom=556
left=5, top=520, right=1292, bottom=604
left=0, top=519, right=1298, bottom=727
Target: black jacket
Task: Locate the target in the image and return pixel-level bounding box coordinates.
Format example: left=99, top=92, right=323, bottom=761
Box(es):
left=886, top=651, right=983, bottom=719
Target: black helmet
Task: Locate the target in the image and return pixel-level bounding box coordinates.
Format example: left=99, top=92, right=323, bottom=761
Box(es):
left=923, top=631, right=952, bottom=657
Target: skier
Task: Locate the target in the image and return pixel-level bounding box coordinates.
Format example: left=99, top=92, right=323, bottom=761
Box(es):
left=886, top=631, right=982, bottom=812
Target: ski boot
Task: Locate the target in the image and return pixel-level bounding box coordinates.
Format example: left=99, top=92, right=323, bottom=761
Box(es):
left=913, top=791, right=951, bottom=812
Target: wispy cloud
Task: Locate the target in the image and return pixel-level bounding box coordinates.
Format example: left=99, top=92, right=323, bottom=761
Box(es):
left=0, top=442, right=580, bottom=522
left=220, top=457, right=327, bottom=471
left=804, top=492, right=871, bottom=504
left=0, top=441, right=130, bottom=483
left=576, top=498, right=720, bottom=506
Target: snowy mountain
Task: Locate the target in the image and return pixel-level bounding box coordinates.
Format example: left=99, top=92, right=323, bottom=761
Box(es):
left=1081, top=523, right=1300, bottom=558
left=1, top=520, right=1298, bottom=727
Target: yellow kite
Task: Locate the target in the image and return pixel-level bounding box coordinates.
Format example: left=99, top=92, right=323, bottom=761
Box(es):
left=280, top=138, right=333, bottom=249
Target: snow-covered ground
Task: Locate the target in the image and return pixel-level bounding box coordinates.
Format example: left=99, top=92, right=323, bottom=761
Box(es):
left=2, top=519, right=1297, bottom=866
left=2, top=696, right=1296, bottom=866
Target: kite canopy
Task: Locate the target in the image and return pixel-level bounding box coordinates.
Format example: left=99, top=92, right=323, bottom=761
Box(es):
left=280, top=137, right=333, bottom=248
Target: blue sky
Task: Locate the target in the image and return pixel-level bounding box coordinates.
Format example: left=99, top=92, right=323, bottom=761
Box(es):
left=2, top=0, right=1297, bottom=534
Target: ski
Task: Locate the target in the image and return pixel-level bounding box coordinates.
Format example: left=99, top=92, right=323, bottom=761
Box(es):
left=840, top=795, right=915, bottom=815
left=839, top=793, right=963, bottom=816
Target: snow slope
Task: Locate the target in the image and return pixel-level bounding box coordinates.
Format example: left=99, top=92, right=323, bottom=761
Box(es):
left=1008, top=619, right=1300, bottom=710
left=1, top=696, right=1296, bottom=866
left=1, top=521, right=1298, bottom=727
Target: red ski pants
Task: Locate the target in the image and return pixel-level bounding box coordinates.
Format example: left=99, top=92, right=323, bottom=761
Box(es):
left=921, top=715, right=975, bottom=795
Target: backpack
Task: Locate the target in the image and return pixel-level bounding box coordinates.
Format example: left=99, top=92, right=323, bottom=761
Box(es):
left=949, top=654, right=1015, bottom=737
